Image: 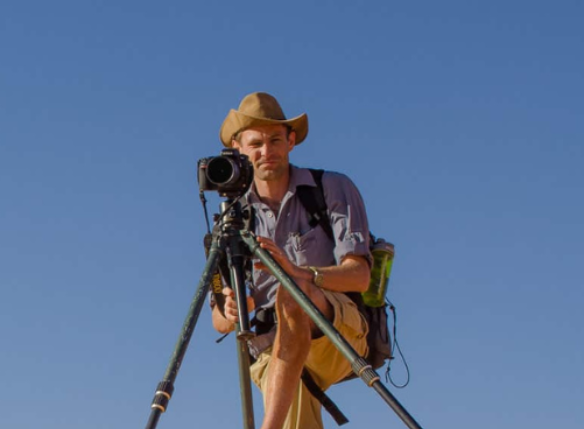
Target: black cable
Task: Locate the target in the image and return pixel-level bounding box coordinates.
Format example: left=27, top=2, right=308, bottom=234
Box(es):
left=199, top=191, right=211, bottom=234
left=199, top=191, right=241, bottom=233
left=385, top=299, right=411, bottom=388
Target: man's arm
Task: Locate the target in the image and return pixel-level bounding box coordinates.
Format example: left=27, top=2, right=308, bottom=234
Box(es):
left=301, top=254, right=370, bottom=293
left=255, top=237, right=370, bottom=293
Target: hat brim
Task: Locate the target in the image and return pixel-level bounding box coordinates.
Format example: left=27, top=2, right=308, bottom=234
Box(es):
left=220, top=110, right=308, bottom=147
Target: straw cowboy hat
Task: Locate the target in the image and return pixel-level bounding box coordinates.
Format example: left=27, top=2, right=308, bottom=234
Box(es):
left=219, top=92, right=309, bottom=147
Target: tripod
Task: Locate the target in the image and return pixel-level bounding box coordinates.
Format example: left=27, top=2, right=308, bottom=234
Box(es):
left=144, top=198, right=424, bottom=429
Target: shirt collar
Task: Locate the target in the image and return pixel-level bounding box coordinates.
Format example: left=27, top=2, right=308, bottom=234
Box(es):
left=246, top=165, right=317, bottom=205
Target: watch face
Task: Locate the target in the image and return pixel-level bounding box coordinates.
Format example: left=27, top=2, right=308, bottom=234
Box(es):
left=315, top=272, right=324, bottom=287
left=309, top=266, right=323, bottom=287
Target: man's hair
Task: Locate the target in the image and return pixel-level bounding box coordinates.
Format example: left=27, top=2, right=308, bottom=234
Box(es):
left=232, top=124, right=293, bottom=145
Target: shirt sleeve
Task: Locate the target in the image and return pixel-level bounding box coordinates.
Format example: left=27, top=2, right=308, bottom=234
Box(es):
left=322, top=171, right=372, bottom=266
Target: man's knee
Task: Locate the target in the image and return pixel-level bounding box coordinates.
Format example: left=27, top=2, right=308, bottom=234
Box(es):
left=277, top=279, right=332, bottom=318
left=275, top=280, right=334, bottom=341
left=276, top=286, right=310, bottom=326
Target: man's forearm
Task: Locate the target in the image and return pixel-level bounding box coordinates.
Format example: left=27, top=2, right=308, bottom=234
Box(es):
left=298, top=255, right=370, bottom=293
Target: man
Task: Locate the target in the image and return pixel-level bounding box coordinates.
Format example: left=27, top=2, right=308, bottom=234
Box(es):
left=211, top=92, right=371, bottom=429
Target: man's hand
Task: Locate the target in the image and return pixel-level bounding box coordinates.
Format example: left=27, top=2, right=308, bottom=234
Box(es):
left=255, top=236, right=308, bottom=280
left=222, top=287, right=255, bottom=325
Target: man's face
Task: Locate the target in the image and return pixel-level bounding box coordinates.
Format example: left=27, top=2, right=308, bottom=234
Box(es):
left=232, top=124, right=295, bottom=182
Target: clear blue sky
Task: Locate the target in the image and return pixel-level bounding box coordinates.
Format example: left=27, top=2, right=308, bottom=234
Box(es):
left=1, top=1, right=583, bottom=428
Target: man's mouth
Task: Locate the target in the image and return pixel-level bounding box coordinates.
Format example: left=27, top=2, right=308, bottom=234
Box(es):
left=258, top=160, right=278, bottom=167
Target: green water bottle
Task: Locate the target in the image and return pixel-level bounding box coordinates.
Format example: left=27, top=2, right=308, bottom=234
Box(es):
left=362, top=238, right=395, bottom=307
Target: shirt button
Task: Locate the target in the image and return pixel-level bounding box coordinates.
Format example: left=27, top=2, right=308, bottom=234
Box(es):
left=267, top=212, right=274, bottom=218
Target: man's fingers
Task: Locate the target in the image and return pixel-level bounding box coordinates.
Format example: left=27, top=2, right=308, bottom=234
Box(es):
left=223, top=290, right=254, bottom=323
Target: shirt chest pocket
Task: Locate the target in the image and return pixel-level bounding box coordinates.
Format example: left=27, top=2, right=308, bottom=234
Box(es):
left=287, top=226, right=333, bottom=266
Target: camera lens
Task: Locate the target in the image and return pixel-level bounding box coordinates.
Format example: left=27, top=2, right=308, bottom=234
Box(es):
left=206, top=156, right=239, bottom=185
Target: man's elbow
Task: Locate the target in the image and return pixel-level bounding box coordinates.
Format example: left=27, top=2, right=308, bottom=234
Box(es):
left=342, top=255, right=371, bottom=293
left=356, top=265, right=370, bottom=293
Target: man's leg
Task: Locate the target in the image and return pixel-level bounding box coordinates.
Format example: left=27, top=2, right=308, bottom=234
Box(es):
left=253, top=352, right=325, bottom=429
left=259, top=279, right=333, bottom=429
left=251, top=289, right=367, bottom=429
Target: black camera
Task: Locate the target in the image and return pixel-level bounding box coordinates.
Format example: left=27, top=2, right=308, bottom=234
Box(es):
left=198, top=149, right=254, bottom=198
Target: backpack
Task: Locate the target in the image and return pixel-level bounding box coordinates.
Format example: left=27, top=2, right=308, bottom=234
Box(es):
left=296, top=169, right=393, bottom=376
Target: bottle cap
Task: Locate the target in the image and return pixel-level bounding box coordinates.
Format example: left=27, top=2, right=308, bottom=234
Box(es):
left=372, top=238, right=395, bottom=256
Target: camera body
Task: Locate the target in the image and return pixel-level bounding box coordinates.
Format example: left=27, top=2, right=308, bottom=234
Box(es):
left=198, top=149, right=254, bottom=198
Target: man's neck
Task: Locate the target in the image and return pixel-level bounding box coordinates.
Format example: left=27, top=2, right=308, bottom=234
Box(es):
left=254, top=171, right=291, bottom=214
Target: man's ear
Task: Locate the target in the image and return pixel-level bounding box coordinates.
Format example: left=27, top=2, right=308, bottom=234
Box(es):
left=288, top=131, right=296, bottom=151
left=232, top=140, right=241, bottom=149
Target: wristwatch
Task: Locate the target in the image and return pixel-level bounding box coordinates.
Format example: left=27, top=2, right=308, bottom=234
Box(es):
left=308, top=266, right=324, bottom=287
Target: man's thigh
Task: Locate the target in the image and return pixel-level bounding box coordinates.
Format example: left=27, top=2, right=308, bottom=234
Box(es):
left=304, top=290, right=368, bottom=388
left=250, top=291, right=368, bottom=390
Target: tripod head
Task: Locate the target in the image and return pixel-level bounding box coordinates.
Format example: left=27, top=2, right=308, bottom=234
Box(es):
left=214, top=198, right=251, bottom=234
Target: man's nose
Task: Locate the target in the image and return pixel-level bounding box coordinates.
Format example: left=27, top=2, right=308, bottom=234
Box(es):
left=260, top=141, right=273, bottom=157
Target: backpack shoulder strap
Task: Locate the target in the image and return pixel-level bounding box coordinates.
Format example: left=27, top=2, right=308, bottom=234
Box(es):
left=296, top=169, right=334, bottom=241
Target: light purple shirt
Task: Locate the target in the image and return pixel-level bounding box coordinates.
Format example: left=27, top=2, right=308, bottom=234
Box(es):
left=246, top=165, right=371, bottom=309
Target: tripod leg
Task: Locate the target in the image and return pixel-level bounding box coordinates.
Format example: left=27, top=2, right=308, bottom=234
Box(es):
left=240, top=231, right=424, bottom=429
left=225, top=234, right=254, bottom=339
left=145, top=237, right=224, bottom=429
left=224, top=232, right=256, bottom=428
left=236, top=336, right=256, bottom=429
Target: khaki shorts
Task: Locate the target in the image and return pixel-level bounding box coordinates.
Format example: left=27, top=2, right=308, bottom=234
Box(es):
left=250, top=290, right=368, bottom=429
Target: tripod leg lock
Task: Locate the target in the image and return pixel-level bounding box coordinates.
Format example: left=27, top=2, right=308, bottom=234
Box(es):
left=150, top=381, right=175, bottom=413
left=352, top=357, right=380, bottom=387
